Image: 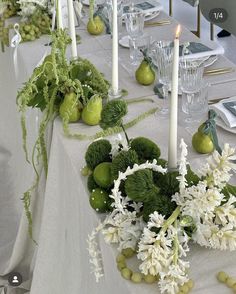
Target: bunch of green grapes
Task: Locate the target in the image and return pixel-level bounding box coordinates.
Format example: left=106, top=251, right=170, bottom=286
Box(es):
left=2, top=2, right=17, bottom=19
left=19, top=23, right=41, bottom=42
left=31, top=10, right=51, bottom=34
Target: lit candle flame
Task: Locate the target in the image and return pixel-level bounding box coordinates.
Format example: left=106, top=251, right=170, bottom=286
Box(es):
left=175, top=24, right=181, bottom=39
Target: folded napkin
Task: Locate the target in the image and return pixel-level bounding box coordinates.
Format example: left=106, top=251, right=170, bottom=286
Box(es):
left=179, top=42, right=224, bottom=60
left=210, top=97, right=236, bottom=128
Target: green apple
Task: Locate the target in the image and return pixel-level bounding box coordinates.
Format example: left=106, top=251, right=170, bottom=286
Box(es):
left=82, top=95, right=102, bottom=126
left=93, top=162, right=112, bottom=188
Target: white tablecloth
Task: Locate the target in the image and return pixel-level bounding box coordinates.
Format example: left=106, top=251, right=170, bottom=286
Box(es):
left=0, top=10, right=236, bottom=294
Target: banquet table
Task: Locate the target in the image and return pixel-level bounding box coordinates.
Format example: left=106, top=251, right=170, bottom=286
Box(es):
left=1, top=9, right=236, bottom=294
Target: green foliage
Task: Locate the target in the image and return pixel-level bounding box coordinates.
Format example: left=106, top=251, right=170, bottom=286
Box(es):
left=222, top=184, right=236, bottom=206
left=130, top=137, right=161, bottom=163
left=111, top=150, right=139, bottom=180
left=154, top=171, right=180, bottom=198
left=100, top=99, right=128, bottom=130
left=125, top=169, right=159, bottom=203
left=85, top=139, right=112, bottom=170
left=87, top=174, right=99, bottom=192
left=156, top=158, right=167, bottom=168
left=142, top=194, right=177, bottom=222
left=185, top=165, right=200, bottom=186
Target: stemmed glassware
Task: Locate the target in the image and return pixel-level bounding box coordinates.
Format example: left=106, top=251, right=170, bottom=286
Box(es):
left=123, top=7, right=145, bottom=65
left=179, top=58, right=206, bottom=122
left=151, top=40, right=174, bottom=115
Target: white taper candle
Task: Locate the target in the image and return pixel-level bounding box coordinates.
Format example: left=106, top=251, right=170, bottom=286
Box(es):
left=112, top=0, right=119, bottom=95
left=168, top=25, right=181, bottom=170
left=57, top=0, right=63, bottom=29
left=67, top=0, right=78, bottom=58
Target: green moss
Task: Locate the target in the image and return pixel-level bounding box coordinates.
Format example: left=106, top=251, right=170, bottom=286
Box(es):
left=153, top=171, right=179, bottom=198
left=87, top=174, right=99, bottom=192
left=125, top=169, right=159, bottom=203
left=130, top=137, right=161, bottom=163
left=142, top=194, right=177, bottom=222
left=111, top=150, right=139, bottom=180
left=85, top=139, right=112, bottom=170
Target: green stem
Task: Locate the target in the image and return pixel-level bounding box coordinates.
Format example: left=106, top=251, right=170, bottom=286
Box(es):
left=160, top=207, right=180, bottom=234
left=63, top=107, right=158, bottom=140
left=121, top=123, right=130, bottom=145
left=89, top=0, right=94, bottom=21
left=126, top=97, right=155, bottom=104
left=173, top=220, right=179, bottom=265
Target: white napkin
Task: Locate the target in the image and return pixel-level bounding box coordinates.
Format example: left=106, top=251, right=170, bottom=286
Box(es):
left=210, top=96, right=236, bottom=128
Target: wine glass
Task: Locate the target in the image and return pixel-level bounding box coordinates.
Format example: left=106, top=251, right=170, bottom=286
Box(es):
left=152, top=41, right=174, bottom=115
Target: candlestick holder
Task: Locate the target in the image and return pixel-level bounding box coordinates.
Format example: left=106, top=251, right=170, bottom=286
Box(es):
left=167, top=165, right=179, bottom=173
left=108, top=87, right=122, bottom=99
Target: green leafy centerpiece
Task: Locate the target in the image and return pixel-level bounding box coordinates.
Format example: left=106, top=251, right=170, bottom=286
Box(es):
left=84, top=102, right=236, bottom=293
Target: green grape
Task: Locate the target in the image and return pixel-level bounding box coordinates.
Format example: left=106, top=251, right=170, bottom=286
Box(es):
left=117, top=261, right=126, bottom=271
left=217, top=271, right=228, bottom=283
left=226, top=277, right=236, bottom=288
left=116, top=254, right=126, bottom=263
left=30, top=30, right=35, bottom=36
left=24, top=25, right=31, bottom=32
left=143, top=274, right=157, bottom=284
left=121, top=268, right=132, bottom=280
left=30, top=36, right=35, bottom=41
left=121, top=248, right=136, bottom=258
left=179, top=284, right=189, bottom=293
left=25, top=34, right=31, bottom=41
left=187, top=279, right=194, bottom=289
left=131, top=272, right=142, bottom=283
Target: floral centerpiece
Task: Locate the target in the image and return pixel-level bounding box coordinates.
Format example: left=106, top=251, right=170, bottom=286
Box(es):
left=83, top=102, right=236, bottom=293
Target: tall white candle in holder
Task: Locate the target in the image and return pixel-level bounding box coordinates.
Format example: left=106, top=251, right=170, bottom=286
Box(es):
left=112, top=0, right=119, bottom=95
left=57, top=0, right=63, bottom=29
left=67, top=0, right=78, bottom=58
left=168, top=24, right=181, bottom=170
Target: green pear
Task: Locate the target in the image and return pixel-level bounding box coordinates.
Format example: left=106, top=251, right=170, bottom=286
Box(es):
left=59, top=92, right=81, bottom=123
left=82, top=95, right=102, bottom=125
left=135, top=60, right=155, bottom=86
left=192, top=124, right=214, bottom=154
left=87, top=16, right=104, bottom=35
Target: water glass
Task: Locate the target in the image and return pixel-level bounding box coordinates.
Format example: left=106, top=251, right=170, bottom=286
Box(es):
left=182, top=82, right=209, bottom=122
left=124, top=7, right=144, bottom=39
left=179, top=58, right=205, bottom=93
left=129, top=35, right=151, bottom=65
left=105, top=0, right=124, bottom=37
left=152, top=41, right=174, bottom=114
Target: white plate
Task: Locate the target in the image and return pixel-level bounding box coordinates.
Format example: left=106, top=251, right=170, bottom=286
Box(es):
left=119, top=35, right=130, bottom=48
left=215, top=116, right=236, bottom=134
